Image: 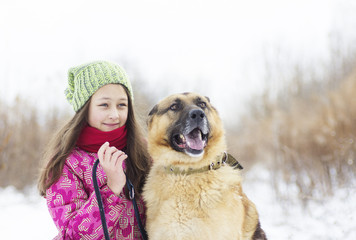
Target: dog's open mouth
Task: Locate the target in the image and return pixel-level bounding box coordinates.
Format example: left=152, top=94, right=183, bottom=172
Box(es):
left=172, top=128, right=208, bottom=156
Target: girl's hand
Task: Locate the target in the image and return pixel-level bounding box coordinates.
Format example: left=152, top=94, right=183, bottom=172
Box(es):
left=97, top=142, right=127, bottom=196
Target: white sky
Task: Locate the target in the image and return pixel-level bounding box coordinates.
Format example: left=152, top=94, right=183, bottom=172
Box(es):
left=1, top=0, right=356, bottom=122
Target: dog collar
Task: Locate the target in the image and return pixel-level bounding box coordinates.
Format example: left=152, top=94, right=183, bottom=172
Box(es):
left=164, top=152, right=243, bottom=175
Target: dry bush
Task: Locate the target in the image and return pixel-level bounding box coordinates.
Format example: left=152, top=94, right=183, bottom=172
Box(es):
left=230, top=59, right=356, bottom=201
left=0, top=97, right=70, bottom=190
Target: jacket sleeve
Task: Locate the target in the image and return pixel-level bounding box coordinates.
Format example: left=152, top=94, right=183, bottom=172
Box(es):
left=46, top=162, right=126, bottom=239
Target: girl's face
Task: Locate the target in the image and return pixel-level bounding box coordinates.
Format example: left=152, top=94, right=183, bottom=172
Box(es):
left=88, top=84, right=129, bottom=132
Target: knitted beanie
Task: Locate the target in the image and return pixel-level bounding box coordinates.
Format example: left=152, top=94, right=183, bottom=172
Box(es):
left=65, top=61, right=133, bottom=112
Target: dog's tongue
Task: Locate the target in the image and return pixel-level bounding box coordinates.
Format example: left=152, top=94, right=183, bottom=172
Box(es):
left=186, top=129, right=205, bottom=150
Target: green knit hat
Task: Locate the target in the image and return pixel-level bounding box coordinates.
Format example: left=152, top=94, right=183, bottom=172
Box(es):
left=65, top=61, right=133, bottom=112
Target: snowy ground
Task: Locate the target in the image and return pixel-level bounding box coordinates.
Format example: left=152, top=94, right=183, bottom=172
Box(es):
left=0, top=166, right=355, bottom=240
left=243, top=166, right=356, bottom=240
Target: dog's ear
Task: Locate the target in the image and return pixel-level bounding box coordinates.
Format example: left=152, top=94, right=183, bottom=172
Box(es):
left=149, top=105, right=158, bottom=116
left=205, top=96, right=210, bottom=102
left=147, top=105, right=158, bottom=127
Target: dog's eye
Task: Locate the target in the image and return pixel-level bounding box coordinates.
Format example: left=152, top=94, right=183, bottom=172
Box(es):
left=198, top=102, right=207, bottom=109
left=170, top=103, right=179, bottom=111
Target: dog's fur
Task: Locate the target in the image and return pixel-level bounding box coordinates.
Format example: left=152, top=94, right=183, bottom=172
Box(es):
left=143, top=93, right=267, bottom=240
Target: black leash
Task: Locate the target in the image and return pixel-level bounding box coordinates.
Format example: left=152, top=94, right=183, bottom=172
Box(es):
left=92, top=159, right=148, bottom=240
left=126, top=176, right=148, bottom=240
left=93, top=159, right=110, bottom=240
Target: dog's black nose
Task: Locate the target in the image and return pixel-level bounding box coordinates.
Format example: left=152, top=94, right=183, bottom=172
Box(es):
left=189, top=109, right=205, bottom=121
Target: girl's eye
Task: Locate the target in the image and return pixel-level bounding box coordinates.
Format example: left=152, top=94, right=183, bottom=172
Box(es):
left=198, top=102, right=206, bottom=108
left=118, top=103, right=127, bottom=107
left=99, top=103, right=109, bottom=107
left=170, top=103, right=179, bottom=111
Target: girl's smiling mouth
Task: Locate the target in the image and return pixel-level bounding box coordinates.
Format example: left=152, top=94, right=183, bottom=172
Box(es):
left=103, top=123, right=120, bottom=129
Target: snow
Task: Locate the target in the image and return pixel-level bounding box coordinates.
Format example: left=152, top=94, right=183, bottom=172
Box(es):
left=243, top=165, right=356, bottom=240
left=0, top=186, right=57, bottom=239
left=1, top=166, right=355, bottom=240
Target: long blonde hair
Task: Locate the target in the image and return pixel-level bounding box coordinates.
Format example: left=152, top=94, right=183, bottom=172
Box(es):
left=38, top=86, right=151, bottom=198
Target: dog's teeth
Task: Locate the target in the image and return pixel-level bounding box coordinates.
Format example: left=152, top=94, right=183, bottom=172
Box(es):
left=180, top=134, right=185, bottom=142
left=198, top=131, right=202, bottom=140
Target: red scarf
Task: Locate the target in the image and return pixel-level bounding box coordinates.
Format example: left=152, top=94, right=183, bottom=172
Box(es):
left=76, top=124, right=127, bottom=153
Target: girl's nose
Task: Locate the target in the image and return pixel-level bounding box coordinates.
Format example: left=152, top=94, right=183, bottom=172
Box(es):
left=109, top=108, right=119, bottom=119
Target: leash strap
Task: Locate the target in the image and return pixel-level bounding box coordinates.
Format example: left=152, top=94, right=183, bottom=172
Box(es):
left=126, top=176, right=148, bottom=240
left=93, top=159, right=110, bottom=240
left=93, top=159, right=148, bottom=240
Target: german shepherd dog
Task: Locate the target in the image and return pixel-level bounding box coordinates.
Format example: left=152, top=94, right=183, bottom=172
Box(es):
left=143, top=93, right=267, bottom=240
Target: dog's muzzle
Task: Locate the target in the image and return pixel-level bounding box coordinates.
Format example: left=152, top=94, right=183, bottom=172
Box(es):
left=171, top=109, right=209, bottom=156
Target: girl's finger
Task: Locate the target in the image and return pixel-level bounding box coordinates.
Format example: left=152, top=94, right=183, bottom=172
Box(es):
left=98, top=142, right=110, bottom=162
left=112, top=151, right=127, bottom=166
left=111, top=150, right=122, bottom=162
left=104, top=146, right=118, bottom=162
left=116, top=154, right=128, bottom=167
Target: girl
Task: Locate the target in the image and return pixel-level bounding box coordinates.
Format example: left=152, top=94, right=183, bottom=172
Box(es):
left=38, top=61, right=150, bottom=239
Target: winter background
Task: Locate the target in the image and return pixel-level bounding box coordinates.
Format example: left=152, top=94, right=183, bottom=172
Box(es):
left=1, top=0, right=356, bottom=239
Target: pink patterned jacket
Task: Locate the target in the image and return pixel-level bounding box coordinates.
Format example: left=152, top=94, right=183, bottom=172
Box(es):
left=46, top=147, right=146, bottom=240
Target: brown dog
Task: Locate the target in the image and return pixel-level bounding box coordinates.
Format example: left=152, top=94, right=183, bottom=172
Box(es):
left=143, top=92, right=267, bottom=240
